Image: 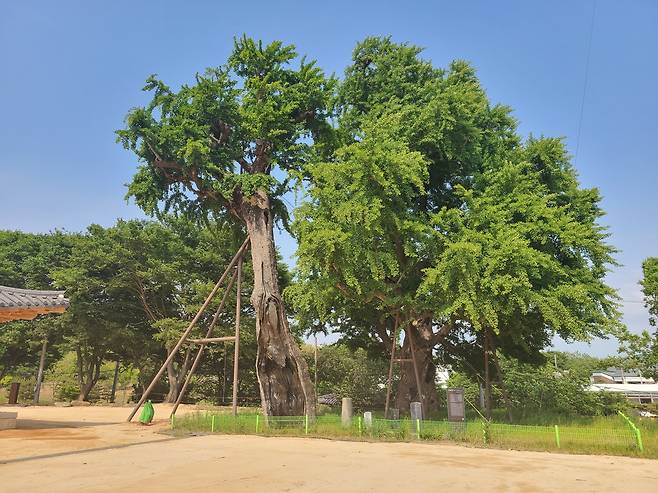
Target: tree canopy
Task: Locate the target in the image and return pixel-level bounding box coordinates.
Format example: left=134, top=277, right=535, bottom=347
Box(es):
left=117, top=36, right=334, bottom=225
left=117, top=36, right=334, bottom=416
left=641, top=257, right=658, bottom=327
left=289, top=36, right=620, bottom=414
left=619, top=257, right=658, bottom=379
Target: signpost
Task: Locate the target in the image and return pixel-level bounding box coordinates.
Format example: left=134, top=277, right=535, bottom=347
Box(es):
left=447, top=387, right=465, bottom=422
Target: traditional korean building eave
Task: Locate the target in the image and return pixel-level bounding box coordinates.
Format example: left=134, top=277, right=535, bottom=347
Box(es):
left=0, top=285, right=69, bottom=323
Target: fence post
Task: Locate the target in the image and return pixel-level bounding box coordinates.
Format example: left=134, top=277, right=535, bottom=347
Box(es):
left=619, top=411, right=644, bottom=452
left=211, top=415, right=216, bottom=433
left=341, top=398, right=353, bottom=427
left=171, top=414, right=175, bottom=430
left=482, top=420, right=490, bottom=445
left=358, top=416, right=362, bottom=436
left=635, top=427, right=644, bottom=452
left=416, top=418, right=421, bottom=439
left=305, top=414, right=309, bottom=435
left=256, top=414, right=260, bottom=433
left=554, top=425, right=560, bottom=448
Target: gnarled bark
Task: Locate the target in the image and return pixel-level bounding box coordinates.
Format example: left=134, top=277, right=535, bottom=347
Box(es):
left=395, top=320, right=440, bottom=416
left=242, top=191, right=316, bottom=417
left=76, top=348, right=102, bottom=402
left=164, top=347, right=193, bottom=403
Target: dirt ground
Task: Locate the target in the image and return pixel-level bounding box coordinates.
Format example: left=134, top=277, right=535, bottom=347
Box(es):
left=1, top=405, right=657, bottom=493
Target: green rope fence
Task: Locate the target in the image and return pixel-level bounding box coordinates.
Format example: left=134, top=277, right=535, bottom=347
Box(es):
left=170, top=411, right=652, bottom=458
left=619, top=411, right=644, bottom=452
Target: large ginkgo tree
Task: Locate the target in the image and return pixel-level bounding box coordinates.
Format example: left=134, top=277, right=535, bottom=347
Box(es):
left=117, top=37, right=334, bottom=416
left=289, top=37, right=620, bottom=415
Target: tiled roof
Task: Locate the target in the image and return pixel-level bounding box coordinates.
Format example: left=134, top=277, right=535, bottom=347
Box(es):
left=593, top=368, right=642, bottom=378
left=0, top=285, right=69, bottom=322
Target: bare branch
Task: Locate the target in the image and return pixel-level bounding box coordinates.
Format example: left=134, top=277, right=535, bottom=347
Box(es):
left=237, top=157, right=253, bottom=173
left=145, top=140, right=163, bottom=162
left=431, top=321, right=452, bottom=345
left=253, top=139, right=271, bottom=172
left=154, top=160, right=183, bottom=171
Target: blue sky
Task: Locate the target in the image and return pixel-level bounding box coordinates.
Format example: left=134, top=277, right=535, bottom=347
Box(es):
left=1, top=0, right=656, bottom=355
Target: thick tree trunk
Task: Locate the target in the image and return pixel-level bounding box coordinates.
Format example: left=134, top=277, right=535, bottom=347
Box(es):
left=164, top=348, right=192, bottom=403
left=110, top=361, right=120, bottom=404
left=395, top=320, right=439, bottom=416
left=242, top=192, right=316, bottom=417
left=76, top=351, right=101, bottom=402
left=489, top=332, right=514, bottom=422
left=165, top=358, right=179, bottom=403
left=33, top=335, right=48, bottom=404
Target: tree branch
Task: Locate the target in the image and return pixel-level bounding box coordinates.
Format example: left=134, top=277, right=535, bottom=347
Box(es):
left=253, top=139, right=271, bottom=172
left=237, top=157, right=253, bottom=173
left=145, top=140, right=163, bottom=162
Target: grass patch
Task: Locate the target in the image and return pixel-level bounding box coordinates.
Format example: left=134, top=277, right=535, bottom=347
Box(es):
left=170, top=410, right=657, bottom=459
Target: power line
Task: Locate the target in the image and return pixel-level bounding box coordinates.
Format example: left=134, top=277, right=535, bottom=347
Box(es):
left=574, top=0, right=597, bottom=164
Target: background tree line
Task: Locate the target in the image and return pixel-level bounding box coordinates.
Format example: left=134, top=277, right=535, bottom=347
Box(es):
left=0, top=217, right=653, bottom=419
left=0, top=219, right=265, bottom=403
left=2, top=35, right=656, bottom=420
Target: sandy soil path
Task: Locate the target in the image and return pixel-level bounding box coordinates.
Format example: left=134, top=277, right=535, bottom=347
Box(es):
left=0, top=403, right=194, bottom=461
left=1, top=405, right=657, bottom=492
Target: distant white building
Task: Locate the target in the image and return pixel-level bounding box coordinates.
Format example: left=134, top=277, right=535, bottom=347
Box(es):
left=588, top=367, right=658, bottom=404
left=587, top=383, right=658, bottom=404
left=590, top=368, right=655, bottom=385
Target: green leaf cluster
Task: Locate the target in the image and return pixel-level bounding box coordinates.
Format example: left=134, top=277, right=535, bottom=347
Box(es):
left=117, top=36, right=335, bottom=227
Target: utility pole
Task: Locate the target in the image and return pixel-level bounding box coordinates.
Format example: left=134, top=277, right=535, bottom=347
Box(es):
left=110, top=361, right=120, bottom=403
left=33, top=333, right=48, bottom=404
left=484, top=329, right=491, bottom=420
left=314, top=333, right=318, bottom=401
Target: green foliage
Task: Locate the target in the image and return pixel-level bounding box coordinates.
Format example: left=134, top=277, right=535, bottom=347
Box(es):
left=547, top=351, right=620, bottom=381
left=51, top=227, right=145, bottom=399
left=338, top=37, right=518, bottom=212
left=0, top=320, right=53, bottom=381
left=289, top=112, right=428, bottom=320
left=420, top=151, right=620, bottom=347
left=499, top=356, right=626, bottom=419
left=0, top=216, right=277, bottom=403
left=448, top=350, right=627, bottom=422
left=301, top=343, right=389, bottom=409
left=618, top=257, right=658, bottom=379
left=641, top=257, right=658, bottom=327
left=0, top=230, right=76, bottom=380
left=117, top=35, right=334, bottom=226
left=0, top=229, right=77, bottom=289
left=292, top=38, right=517, bottom=322
left=445, top=371, right=480, bottom=408
left=292, top=36, right=619, bottom=393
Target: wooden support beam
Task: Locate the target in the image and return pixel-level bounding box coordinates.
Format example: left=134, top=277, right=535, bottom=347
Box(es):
left=187, top=336, right=236, bottom=344
left=407, top=325, right=425, bottom=418
left=127, top=237, right=250, bottom=422
left=170, top=264, right=240, bottom=417
left=384, top=315, right=399, bottom=420
left=231, top=254, right=243, bottom=416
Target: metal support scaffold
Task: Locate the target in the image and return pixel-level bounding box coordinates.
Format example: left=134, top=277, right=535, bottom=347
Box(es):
left=127, top=238, right=250, bottom=422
